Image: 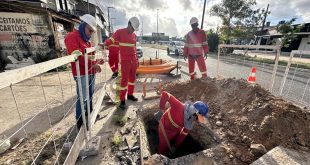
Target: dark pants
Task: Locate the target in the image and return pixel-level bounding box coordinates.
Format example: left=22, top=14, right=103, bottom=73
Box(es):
left=74, top=75, right=95, bottom=129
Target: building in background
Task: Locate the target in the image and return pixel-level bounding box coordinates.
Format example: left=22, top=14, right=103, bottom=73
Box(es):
left=0, top=0, right=109, bottom=70
left=254, top=22, right=310, bottom=53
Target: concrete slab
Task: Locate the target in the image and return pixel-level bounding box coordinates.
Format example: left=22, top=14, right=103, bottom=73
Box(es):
left=251, top=146, right=310, bottom=165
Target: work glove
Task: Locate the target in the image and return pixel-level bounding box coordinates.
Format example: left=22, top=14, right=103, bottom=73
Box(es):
left=96, top=59, right=104, bottom=65
left=204, top=53, right=208, bottom=59
left=93, top=64, right=102, bottom=73
left=184, top=55, right=187, bottom=61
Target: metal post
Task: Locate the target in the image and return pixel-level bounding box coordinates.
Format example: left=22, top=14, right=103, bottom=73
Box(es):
left=157, top=9, right=159, bottom=59
left=201, top=0, right=207, bottom=29
left=108, top=8, right=110, bottom=33
left=87, top=0, right=89, bottom=14
left=301, top=78, right=310, bottom=102
left=217, top=45, right=220, bottom=78
left=84, top=50, right=92, bottom=140
left=269, top=46, right=280, bottom=91
left=107, top=7, right=114, bottom=33
left=261, top=4, right=269, bottom=34
left=279, top=51, right=294, bottom=95
left=75, top=61, right=89, bottom=142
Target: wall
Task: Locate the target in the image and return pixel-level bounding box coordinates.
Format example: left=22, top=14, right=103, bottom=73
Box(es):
left=298, top=35, right=310, bottom=51
left=0, top=12, right=55, bottom=64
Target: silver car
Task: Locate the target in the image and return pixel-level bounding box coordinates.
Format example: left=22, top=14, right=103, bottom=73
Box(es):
left=167, top=41, right=184, bottom=56
left=136, top=42, right=143, bottom=58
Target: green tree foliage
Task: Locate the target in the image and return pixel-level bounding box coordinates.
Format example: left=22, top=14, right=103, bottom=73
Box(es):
left=211, top=0, right=256, bottom=43
left=277, top=18, right=302, bottom=48
left=207, top=29, right=220, bottom=52
left=233, top=8, right=268, bottom=42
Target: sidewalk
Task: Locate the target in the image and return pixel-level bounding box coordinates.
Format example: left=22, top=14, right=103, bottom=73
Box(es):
left=234, top=50, right=310, bottom=64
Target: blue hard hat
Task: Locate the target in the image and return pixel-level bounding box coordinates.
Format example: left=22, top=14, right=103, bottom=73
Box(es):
left=193, top=101, right=209, bottom=118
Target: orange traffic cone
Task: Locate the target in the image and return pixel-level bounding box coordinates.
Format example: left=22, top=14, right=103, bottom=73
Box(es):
left=247, top=67, right=256, bottom=84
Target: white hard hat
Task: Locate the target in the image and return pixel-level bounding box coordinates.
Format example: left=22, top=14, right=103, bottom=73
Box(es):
left=190, top=17, right=199, bottom=25
left=129, top=17, right=140, bottom=31
left=80, top=14, right=97, bottom=32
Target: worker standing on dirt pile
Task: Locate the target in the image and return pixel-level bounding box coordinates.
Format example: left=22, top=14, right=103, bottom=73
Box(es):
left=107, top=32, right=120, bottom=79
left=102, top=17, right=140, bottom=109
left=183, top=17, right=209, bottom=80
left=64, top=14, right=104, bottom=129
left=156, top=91, right=209, bottom=156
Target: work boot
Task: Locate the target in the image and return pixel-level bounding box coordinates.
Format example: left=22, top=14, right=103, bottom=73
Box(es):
left=127, top=95, right=138, bottom=101
left=112, top=72, right=118, bottom=79
left=118, top=101, right=126, bottom=109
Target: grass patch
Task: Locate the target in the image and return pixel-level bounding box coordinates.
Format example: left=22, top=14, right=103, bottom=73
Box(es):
left=210, top=53, right=310, bottom=70
left=113, top=115, right=128, bottom=126
left=241, top=55, right=310, bottom=70
left=112, top=135, right=122, bottom=146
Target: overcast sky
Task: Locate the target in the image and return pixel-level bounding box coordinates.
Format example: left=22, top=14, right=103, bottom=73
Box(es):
left=94, top=0, right=310, bottom=37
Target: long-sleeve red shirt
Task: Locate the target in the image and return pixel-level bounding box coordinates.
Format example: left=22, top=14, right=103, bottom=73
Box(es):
left=104, top=28, right=137, bottom=61
left=183, top=29, right=209, bottom=56
left=65, top=29, right=97, bottom=76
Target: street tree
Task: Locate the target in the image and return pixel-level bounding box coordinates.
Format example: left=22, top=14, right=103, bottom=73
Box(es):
left=210, top=0, right=256, bottom=43
left=277, top=18, right=302, bottom=48
left=233, top=8, right=269, bottom=43
left=207, top=29, right=220, bottom=52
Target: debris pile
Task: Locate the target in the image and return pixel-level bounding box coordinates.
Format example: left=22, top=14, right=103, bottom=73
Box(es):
left=110, top=108, right=148, bottom=165
left=151, top=78, right=310, bottom=164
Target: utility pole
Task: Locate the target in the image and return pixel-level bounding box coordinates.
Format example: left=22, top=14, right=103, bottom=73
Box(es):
left=87, top=0, right=89, bottom=14
left=110, top=18, right=115, bottom=32
left=140, top=19, right=143, bottom=42
left=201, top=0, right=207, bottom=29
left=156, top=9, right=159, bottom=59
left=157, top=9, right=159, bottom=41
left=107, top=7, right=114, bottom=33
left=261, top=4, right=269, bottom=34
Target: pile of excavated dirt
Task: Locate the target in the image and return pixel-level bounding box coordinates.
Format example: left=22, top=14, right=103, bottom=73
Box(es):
left=157, top=78, right=310, bottom=164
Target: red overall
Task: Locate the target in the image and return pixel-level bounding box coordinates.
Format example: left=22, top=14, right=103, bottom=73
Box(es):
left=108, top=41, right=120, bottom=73
left=64, top=29, right=97, bottom=76
left=183, top=29, right=209, bottom=79
left=158, top=91, right=189, bottom=156
left=105, top=28, right=138, bottom=101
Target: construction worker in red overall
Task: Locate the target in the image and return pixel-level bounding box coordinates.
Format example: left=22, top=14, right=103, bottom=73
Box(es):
left=103, top=17, right=140, bottom=109
left=157, top=91, right=209, bottom=156
left=64, top=14, right=104, bottom=129
left=108, top=33, right=120, bottom=79
left=183, top=17, right=209, bottom=80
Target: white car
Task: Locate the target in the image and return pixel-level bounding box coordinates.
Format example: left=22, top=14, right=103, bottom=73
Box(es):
left=136, top=42, right=143, bottom=58
left=167, top=41, right=185, bottom=56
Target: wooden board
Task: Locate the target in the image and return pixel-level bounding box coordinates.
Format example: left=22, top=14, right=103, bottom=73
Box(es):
left=0, top=55, right=76, bottom=90
left=90, top=84, right=107, bottom=127
left=219, top=44, right=278, bottom=50
left=63, top=127, right=85, bottom=165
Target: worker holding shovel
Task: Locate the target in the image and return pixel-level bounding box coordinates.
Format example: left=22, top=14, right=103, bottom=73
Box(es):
left=155, top=91, right=209, bottom=156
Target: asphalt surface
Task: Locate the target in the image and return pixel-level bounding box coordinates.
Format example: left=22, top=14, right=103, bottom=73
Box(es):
left=141, top=46, right=310, bottom=108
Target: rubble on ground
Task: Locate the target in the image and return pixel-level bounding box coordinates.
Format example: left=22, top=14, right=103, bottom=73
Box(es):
left=143, top=77, right=310, bottom=164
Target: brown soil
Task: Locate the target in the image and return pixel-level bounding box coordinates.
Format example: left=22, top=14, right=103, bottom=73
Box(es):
left=162, top=78, right=310, bottom=164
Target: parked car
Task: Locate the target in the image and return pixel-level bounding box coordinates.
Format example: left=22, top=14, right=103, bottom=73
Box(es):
left=136, top=42, right=143, bottom=58
left=167, top=41, right=184, bottom=56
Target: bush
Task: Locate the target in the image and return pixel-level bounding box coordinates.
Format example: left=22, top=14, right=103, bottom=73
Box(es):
left=207, top=30, right=220, bottom=52
left=112, top=135, right=122, bottom=146
left=0, top=52, right=11, bottom=71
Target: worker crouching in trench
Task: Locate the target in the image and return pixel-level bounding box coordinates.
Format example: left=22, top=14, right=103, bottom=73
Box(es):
left=154, top=91, right=209, bottom=156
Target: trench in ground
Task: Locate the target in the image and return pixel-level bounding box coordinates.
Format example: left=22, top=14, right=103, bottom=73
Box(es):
left=140, top=108, right=218, bottom=159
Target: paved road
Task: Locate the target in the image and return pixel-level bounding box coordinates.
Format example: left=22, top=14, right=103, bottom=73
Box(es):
left=141, top=46, right=310, bottom=108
